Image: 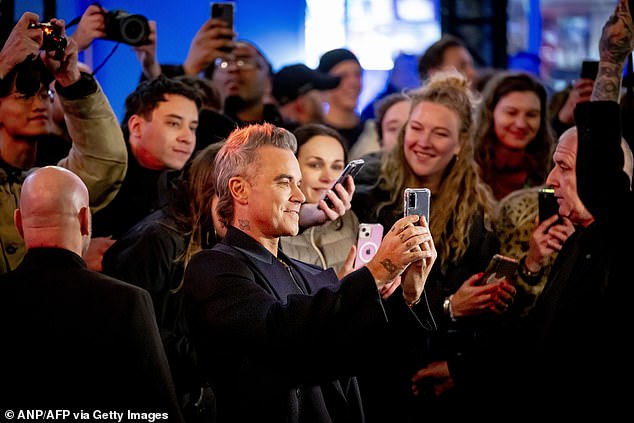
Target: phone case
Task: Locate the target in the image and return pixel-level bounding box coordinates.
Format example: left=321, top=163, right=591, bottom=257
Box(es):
left=324, top=159, right=365, bottom=208
left=354, top=223, right=383, bottom=270
left=211, top=2, right=235, bottom=52
left=538, top=188, right=559, bottom=223
left=403, top=188, right=431, bottom=224
left=481, top=254, right=519, bottom=284
left=211, top=2, right=235, bottom=28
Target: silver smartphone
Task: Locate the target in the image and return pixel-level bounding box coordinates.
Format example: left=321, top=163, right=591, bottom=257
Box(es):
left=403, top=188, right=431, bottom=225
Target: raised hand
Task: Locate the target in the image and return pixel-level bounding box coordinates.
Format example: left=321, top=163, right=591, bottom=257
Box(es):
left=593, top=0, right=634, bottom=101
left=0, top=12, right=42, bottom=78
left=183, top=18, right=235, bottom=76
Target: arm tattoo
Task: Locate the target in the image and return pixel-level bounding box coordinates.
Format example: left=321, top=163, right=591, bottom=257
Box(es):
left=380, top=259, right=397, bottom=275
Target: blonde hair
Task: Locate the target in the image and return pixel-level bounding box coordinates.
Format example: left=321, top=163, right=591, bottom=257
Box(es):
left=375, top=70, right=497, bottom=266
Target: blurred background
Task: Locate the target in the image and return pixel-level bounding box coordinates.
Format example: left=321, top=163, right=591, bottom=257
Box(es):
left=1, top=0, right=617, bottom=121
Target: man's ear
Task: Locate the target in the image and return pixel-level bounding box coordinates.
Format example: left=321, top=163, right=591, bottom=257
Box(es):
left=228, top=176, right=250, bottom=205
left=14, top=209, right=24, bottom=239
left=127, top=114, right=143, bottom=139
left=78, top=206, right=91, bottom=236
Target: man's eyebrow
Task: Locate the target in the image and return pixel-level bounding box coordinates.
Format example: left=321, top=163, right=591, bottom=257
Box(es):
left=275, top=173, right=295, bottom=181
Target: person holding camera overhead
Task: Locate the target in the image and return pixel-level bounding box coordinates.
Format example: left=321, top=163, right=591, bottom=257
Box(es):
left=0, top=12, right=127, bottom=275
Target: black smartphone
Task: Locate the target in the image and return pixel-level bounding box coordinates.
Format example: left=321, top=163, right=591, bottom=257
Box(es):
left=211, top=2, right=234, bottom=52
left=481, top=254, right=519, bottom=285
left=580, top=60, right=599, bottom=80
left=403, top=188, right=431, bottom=225
left=324, top=159, right=365, bottom=208
left=538, top=187, right=560, bottom=224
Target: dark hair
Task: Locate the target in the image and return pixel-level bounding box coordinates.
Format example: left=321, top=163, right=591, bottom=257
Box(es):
left=174, top=75, right=222, bottom=111
left=293, top=123, right=349, bottom=163
left=417, top=34, right=467, bottom=81
left=0, top=58, right=54, bottom=98
left=373, top=92, right=411, bottom=141
left=474, top=71, right=555, bottom=190
left=122, top=74, right=202, bottom=136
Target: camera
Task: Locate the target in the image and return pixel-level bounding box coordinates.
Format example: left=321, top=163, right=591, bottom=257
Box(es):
left=29, top=22, right=67, bottom=55
left=103, top=9, right=150, bottom=46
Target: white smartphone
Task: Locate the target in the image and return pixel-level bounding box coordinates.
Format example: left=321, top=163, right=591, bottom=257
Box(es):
left=354, top=223, right=383, bottom=270
left=403, top=188, right=431, bottom=224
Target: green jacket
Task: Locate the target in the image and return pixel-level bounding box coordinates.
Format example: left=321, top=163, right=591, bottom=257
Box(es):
left=0, top=75, right=127, bottom=273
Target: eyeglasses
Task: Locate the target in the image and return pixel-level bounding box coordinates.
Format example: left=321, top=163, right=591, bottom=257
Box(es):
left=214, top=57, right=259, bottom=71
left=12, top=87, right=55, bottom=103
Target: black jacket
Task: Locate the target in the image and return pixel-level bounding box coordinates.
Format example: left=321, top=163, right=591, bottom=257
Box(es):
left=0, top=248, right=183, bottom=421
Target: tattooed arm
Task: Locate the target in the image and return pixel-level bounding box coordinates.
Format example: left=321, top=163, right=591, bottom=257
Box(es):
left=592, top=0, right=634, bottom=102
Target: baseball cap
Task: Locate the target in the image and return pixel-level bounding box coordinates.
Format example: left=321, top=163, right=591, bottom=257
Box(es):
left=272, top=64, right=341, bottom=106
left=317, top=48, right=360, bottom=74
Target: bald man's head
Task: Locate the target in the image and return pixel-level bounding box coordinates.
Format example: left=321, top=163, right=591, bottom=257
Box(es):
left=16, top=166, right=91, bottom=256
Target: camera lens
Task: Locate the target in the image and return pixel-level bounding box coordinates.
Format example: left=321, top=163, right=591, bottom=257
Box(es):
left=119, top=15, right=148, bottom=46
left=408, top=192, right=416, bottom=208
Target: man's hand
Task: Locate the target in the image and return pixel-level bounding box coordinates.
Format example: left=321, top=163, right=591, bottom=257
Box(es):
left=0, top=12, right=42, bottom=79
left=69, top=4, right=106, bottom=52
left=40, top=19, right=81, bottom=87
left=411, top=361, right=455, bottom=398
left=83, top=236, right=116, bottom=272
left=133, top=20, right=161, bottom=79
left=366, top=214, right=435, bottom=297
left=183, top=18, right=235, bottom=76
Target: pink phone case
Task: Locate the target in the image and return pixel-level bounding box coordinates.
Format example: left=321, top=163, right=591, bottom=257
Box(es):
left=354, top=223, right=383, bottom=270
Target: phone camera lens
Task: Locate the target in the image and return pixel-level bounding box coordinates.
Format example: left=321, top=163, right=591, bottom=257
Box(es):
left=408, top=193, right=416, bottom=208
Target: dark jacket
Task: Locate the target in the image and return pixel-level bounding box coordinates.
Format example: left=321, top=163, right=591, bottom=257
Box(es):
left=184, top=226, right=432, bottom=423
left=0, top=248, right=183, bottom=421
left=91, top=141, right=168, bottom=238
left=467, top=101, right=634, bottom=420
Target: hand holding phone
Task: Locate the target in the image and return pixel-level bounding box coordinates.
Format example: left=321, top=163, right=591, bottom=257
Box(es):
left=403, top=188, right=431, bottom=224
left=324, top=159, right=364, bottom=208
left=481, top=254, right=519, bottom=285
left=354, top=223, right=384, bottom=270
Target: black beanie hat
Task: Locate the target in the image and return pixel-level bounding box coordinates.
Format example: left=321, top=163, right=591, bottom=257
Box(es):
left=317, top=48, right=360, bottom=74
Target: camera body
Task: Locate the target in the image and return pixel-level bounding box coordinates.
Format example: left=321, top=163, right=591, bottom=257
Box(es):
left=29, top=22, right=67, bottom=55
left=103, top=9, right=150, bottom=46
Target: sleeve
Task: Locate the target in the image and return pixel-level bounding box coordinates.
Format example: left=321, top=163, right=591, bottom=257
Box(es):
left=57, top=74, right=127, bottom=214
left=574, top=101, right=630, bottom=222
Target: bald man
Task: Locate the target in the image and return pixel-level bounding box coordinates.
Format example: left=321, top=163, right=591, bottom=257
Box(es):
left=0, top=166, right=184, bottom=421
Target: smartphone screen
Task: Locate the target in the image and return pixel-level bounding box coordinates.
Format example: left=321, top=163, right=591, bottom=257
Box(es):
left=403, top=188, right=431, bottom=225
left=324, top=159, right=365, bottom=208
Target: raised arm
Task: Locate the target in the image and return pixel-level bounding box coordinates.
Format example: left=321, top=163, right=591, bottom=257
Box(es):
left=592, top=0, right=634, bottom=102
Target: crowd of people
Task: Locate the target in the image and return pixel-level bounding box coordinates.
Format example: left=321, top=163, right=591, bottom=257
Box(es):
left=0, top=1, right=633, bottom=422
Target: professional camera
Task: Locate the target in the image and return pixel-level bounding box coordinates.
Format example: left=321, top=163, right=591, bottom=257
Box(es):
left=28, top=22, right=67, bottom=55
left=103, top=9, right=150, bottom=46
